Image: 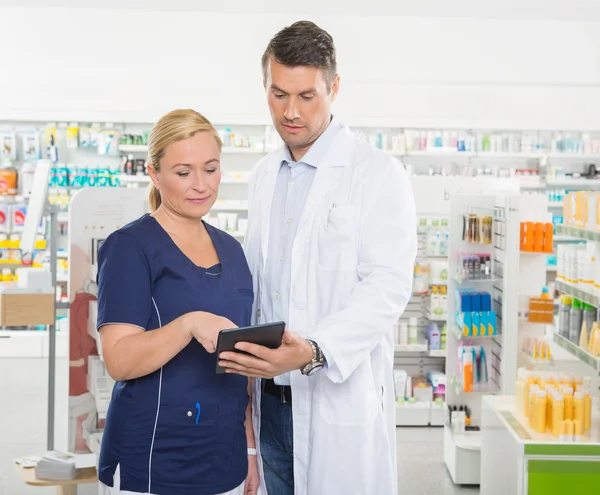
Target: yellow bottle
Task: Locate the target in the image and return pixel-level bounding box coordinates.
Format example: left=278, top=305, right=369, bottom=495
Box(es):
left=566, top=419, right=574, bottom=442
left=579, top=321, right=589, bottom=351
left=552, top=394, right=565, bottom=438
left=574, top=391, right=584, bottom=427
left=536, top=390, right=547, bottom=434
left=574, top=419, right=583, bottom=442
left=516, top=369, right=526, bottom=413
left=546, top=387, right=555, bottom=432
left=525, top=373, right=535, bottom=418
left=563, top=386, right=574, bottom=421
left=529, top=386, right=538, bottom=428
left=583, top=388, right=593, bottom=435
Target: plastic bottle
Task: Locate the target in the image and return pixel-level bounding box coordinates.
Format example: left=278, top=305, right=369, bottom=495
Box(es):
left=569, top=299, right=583, bottom=343
left=558, top=295, right=572, bottom=338
left=563, top=386, right=574, bottom=421
left=536, top=390, right=547, bottom=433
left=399, top=321, right=408, bottom=346
left=579, top=320, right=589, bottom=350
left=574, top=392, right=584, bottom=432
left=546, top=386, right=555, bottom=432
left=529, top=385, right=539, bottom=427
left=583, top=304, right=596, bottom=337
left=516, top=369, right=526, bottom=413
left=552, top=393, right=565, bottom=437
left=408, top=317, right=418, bottom=345
left=583, top=388, right=592, bottom=434
left=525, top=372, right=535, bottom=418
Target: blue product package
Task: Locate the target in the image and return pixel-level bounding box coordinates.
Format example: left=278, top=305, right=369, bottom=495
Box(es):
left=479, top=292, right=492, bottom=312
left=96, top=167, right=111, bottom=187
left=56, top=165, right=69, bottom=187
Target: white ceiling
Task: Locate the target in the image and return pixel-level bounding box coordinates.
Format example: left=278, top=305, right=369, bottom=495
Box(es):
left=2, top=0, right=600, bottom=22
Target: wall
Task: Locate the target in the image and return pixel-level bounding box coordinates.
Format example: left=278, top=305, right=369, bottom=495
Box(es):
left=2, top=4, right=600, bottom=129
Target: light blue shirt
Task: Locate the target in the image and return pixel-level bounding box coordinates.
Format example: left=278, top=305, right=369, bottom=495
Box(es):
left=263, top=117, right=342, bottom=385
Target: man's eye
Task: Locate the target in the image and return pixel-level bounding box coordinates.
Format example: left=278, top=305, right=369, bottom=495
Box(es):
left=301, top=95, right=314, bottom=101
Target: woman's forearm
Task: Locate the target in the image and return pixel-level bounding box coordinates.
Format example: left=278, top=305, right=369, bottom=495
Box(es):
left=101, top=314, right=192, bottom=381
left=245, top=379, right=256, bottom=449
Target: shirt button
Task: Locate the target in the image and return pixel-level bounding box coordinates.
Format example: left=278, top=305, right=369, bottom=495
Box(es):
left=274, top=293, right=279, bottom=301
left=187, top=411, right=193, bottom=417
left=286, top=219, right=291, bottom=224
left=279, top=256, right=284, bottom=263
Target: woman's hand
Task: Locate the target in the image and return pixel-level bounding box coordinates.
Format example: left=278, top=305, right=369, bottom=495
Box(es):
left=245, top=454, right=259, bottom=495
left=184, top=312, right=236, bottom=353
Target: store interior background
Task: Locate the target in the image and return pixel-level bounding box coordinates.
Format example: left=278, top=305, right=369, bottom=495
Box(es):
left=2, top=0, right=600, bottom=494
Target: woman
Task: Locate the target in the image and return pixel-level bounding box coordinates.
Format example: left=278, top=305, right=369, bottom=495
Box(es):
left=97, top=109, right=258, bottom=495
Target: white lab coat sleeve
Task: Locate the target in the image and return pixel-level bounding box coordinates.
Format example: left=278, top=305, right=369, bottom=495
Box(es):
left=309, top=157, right=417, bottom=383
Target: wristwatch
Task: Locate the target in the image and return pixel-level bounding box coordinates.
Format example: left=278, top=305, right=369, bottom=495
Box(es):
left=301, top=339, right=326, bottom=376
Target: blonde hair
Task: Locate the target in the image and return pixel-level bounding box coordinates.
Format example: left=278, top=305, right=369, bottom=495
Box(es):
left=147, top=109, right=222, bottom=211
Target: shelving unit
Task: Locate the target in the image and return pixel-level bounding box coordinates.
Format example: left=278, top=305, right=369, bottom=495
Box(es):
left=444, top=191, right=526, bottom=485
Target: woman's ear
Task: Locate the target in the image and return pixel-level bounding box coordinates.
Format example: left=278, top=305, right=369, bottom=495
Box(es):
left=147, top=163, right=159, bottom=188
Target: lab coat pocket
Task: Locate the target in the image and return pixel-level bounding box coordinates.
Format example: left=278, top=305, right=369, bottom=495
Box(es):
left=152, top=402, right=219, bottom=482
left=318, top=205, right=358, bottom=270
left=316, top=362, right=379, bottom=425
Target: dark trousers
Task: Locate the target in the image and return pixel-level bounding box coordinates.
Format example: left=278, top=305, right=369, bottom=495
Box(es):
left=260, top=385, right=294, bottom=495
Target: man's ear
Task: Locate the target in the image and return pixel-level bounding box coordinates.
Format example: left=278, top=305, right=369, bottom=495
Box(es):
left=330, top=74, right=340, bottom=101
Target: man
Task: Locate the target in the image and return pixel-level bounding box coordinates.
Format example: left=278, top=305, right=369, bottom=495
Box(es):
left=218, top=20, right=417, bottom=495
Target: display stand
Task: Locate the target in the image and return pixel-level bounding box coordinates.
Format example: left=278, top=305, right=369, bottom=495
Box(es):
left=66, top=187, right=149, bottom=456
left=394, top=177, right=520, bottom=427
left=444, top=192, right=524, bottom=485
left=481, top=395, right=600, bottom=495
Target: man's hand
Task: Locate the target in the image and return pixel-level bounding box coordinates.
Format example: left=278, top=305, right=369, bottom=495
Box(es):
left=219, top=330, right=313, bottom=378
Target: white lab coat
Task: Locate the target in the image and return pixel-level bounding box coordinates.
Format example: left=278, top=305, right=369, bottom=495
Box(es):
left=243, top=125, right=417, bottom=495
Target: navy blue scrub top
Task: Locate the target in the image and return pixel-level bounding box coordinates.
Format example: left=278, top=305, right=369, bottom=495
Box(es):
left=96, top=214, right=253, bottom=495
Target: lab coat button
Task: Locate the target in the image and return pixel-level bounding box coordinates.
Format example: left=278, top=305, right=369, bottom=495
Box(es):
left=187, top=411, right=193, bottom=417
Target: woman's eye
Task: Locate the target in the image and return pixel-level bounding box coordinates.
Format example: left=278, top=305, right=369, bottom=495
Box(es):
left=177, top=172, right=189, bottom=177
left=206, top=169, right=217, bottom=174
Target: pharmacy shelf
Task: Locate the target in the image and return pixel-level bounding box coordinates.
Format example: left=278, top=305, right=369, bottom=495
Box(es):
left=546, top=265, right=557, bottom=272
left=211, top=201, right=248, bottom=212
left=119, top=144, right=267, bottom=155
left=546, top=178, right=600, bottom=188
left=547, top=201, right=564, bottom=208
left=394, top=345, right=447, bottom=358
left=555, top=279, right=600, bottom=307
left=397, top=150, right=600, bottom=161
left=553, top=235, right=585, bottom=242
left=552, top=332, right=600, bottom=373
left=452, top=325, right=499, bottom=341
left=119, top=174, right=150, bottom=183
left=119, top=174, right=249, bottom=185
left=556, top=224, right=600, bottom=242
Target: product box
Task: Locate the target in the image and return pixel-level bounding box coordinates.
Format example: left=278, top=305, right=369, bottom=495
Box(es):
left=411, top=376, right=434, bottom=403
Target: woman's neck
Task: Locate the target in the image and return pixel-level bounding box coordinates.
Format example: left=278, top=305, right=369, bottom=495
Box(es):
left=152, top=207, right=205, bottom=238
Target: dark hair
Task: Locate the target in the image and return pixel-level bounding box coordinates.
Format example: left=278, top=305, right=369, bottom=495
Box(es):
left=262, top=20, right=337, bottom=91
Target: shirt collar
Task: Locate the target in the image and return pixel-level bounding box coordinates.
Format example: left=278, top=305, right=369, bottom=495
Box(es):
left=282, top=115, right=342, bottom=168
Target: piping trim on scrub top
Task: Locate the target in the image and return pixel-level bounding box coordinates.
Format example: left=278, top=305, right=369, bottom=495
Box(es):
left=148, top=297, right=163, bottom=493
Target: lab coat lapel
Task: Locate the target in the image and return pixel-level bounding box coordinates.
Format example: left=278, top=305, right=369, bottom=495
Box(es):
left=259, top=148, right=285, bottom=268
left=297, top=126, right=356, bottom=233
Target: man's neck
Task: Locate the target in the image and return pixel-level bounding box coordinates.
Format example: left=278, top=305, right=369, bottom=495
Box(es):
left=288, top=115, right=333, bottom=162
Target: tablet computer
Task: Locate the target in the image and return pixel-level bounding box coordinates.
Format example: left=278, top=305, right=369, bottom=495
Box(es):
left=215, top=321, right=286, bottom=374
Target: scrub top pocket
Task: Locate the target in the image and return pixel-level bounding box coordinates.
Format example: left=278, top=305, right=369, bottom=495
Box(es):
left=152, top=402, right=220, bottom=482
